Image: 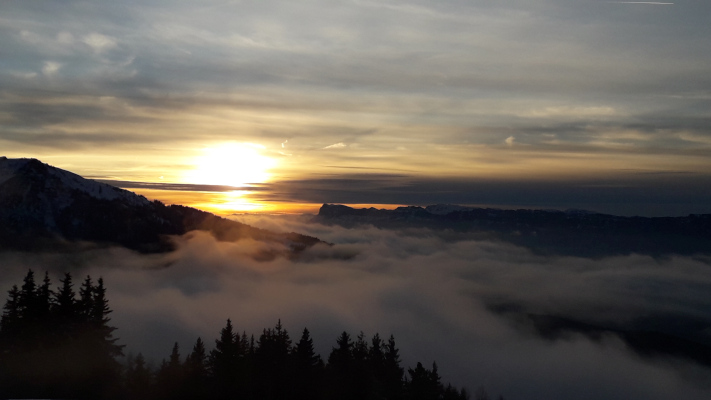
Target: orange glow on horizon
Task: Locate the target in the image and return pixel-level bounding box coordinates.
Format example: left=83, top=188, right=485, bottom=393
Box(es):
left=129, top=188, right=408, bottom=215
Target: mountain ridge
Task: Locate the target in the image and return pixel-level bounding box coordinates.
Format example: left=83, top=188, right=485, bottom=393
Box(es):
left=0, top=157, right=322, bottom=254
left=314, top=203, right=711, bottom=258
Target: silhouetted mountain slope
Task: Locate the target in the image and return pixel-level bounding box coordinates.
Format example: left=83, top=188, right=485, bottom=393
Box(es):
left=314, top=204, right=711, bottom=258
left=0, top=157, right=321, bottom=253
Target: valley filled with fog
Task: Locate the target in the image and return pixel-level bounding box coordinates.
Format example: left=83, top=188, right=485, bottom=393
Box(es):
left=2, top=214, right=710, bottom=399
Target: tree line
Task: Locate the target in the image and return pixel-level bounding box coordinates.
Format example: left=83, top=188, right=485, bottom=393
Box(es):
left=0, top=270, right=123, bottom=398
left=1, top=270, right=501, bottom=400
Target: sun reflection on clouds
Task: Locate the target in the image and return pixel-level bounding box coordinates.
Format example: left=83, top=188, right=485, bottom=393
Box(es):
left=202, top=190, right=263, bottom=212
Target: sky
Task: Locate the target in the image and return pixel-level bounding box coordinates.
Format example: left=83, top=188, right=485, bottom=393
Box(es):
left=2, top=0, right=711, bottom=215
left=2, top=215, right=711, bottom=399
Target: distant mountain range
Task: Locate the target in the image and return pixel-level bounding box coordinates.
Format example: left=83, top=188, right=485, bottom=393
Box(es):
left=314, top=203, right=711, bottom=258
left=0, top=157, right=322, bottom=254
left=315, top=204, right=711, bottom=366
left=3, top=156, right=710, bottom=259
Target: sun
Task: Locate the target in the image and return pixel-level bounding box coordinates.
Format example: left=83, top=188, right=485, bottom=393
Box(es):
left=185, top=143, right=277, bottom=187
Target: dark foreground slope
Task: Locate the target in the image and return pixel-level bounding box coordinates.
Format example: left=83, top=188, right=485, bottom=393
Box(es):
left=0, top=157, right=321, bottom=254
left=314, top=203, right=711, bottom=258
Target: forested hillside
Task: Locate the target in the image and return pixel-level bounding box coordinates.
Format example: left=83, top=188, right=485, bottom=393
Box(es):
left=0, top=271, right=488, bottom=400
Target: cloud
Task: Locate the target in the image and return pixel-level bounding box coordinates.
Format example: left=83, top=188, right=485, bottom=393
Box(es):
left=82, top=33, right=117, bottom=53
left=1, top=218, right=711, bottom=399
left=1, top=0, right=710, bottom=197
left=606, top=2, right=674, bottom=5
left=56, top=31, right=74, bottom=45
left=521, top=106, right=618, bottom=119
left=42, top=61, right=62, bottom=76
left=323, top=143, right=347, bottom=150
left=95, top=180, right=250, bottom=193
left=257, top=173, right=711, bottom=217
left=9, top=71, right=38, bottom=79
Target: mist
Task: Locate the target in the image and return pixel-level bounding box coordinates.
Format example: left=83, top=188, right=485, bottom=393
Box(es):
left=1, top=215, right=710, bottom=399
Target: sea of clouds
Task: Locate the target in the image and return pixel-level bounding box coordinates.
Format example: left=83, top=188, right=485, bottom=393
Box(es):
left=1, top=215, right=710, bottom=399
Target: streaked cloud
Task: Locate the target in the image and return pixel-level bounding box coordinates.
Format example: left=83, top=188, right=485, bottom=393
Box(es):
left=0, top=0, right=709, bottom=214
left=323, top=143, right=347, bottom=150
left=606, top=2, right=674, bottom=4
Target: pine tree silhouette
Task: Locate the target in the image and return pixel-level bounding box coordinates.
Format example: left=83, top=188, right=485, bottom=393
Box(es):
left=407, top=362, right=442, bottom=400
left=79, top=277, right=124, bottom=398
left=254, top=319, right=293, bottom=400
left=184, top=337, right=209, bottom=398
left=156, top=342, right=186, bottom=399
left=126, top=353, right=153, bottom=400
left=1, top=272, right=475, bottom=400
left=0, top=271, right=123, bottom=399
left=54, top=273, right=77, bottom=322
left=327, top=331, right=356, bottom=400
left=292, top=327, right=324, bottom=400
left=78, top=275, right=94, bottom=320
left=368, top=333, right=388, bottom=399
left=383, top=334, right=405, bottom=400
left=352, top=331, right=373, bottom=400
left=0, top=284, right=21, bottom=396
left=209, top=318, right=241, bottom=399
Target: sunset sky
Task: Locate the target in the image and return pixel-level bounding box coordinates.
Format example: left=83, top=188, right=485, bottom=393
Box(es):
left=2, top=0, right=710, bottom=215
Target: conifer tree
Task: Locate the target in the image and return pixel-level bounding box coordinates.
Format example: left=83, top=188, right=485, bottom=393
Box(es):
left=0, top=271, right=121, bottom=398
left=186, top=337, right=207, bottom=379
left=184, top=337, right=208, bottom=398
left=18, top=269, right=37, bottom=309
left=254, top=319, right=293, bottom=400
left=407, top=362, right=442, bottom=400
left=54, top=273, right=77, bottom=322
left=89, top=277, right=124, bottom=374
left=369, top=333, right=385, bottom=369
left=0, top=284, right=21, bottom=395
left=126, top=353, right=153, bottom=400
left=47, top=272, right=91, bottom=398
left=369, top=333, right=387, bottom=399
left=38, top=271, right=53, bottom=318
left=11, top=270, right=52, bottom=397
left=156, top=342, right=185, bottom=400
left=17, top=269, right=41, bottom=332
left=67, top=276, right=122, bottom=398
left=169, top=342, right=181, bottom=367
left=209, top=319, right=240, bottom=399
left=352, top=331, right=373, bottom=399
left=353, top=331, right=369, bottom=361
left=443, top=383, right=471, bottom=400
left=327, top=331, right=356, bottom=400
left=78, top=275, right=94, bottom=320
left=384, top=335, right=405, bottom=400
left=293, top=327, right=323, bottom=369
left=292, top=328, right=324, bottom=400
left=0, top=284, right=20, bottom=344
left=329, top=331, right=353, bottom=368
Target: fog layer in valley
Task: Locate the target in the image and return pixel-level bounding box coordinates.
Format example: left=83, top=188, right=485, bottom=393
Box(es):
left=1, top=215, right=710, bottom=399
